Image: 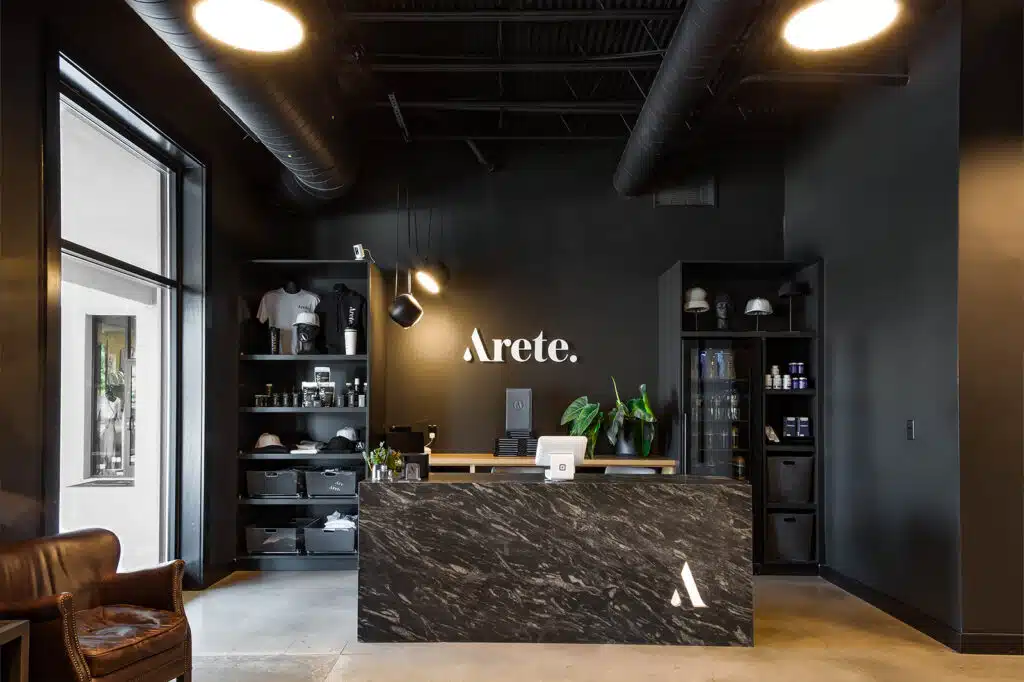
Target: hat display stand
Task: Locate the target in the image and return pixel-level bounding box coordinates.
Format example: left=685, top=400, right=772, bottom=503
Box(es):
left=778, top=281, right=810, bottom=332
left=744, top=297, right=773, bottom=331
left=684, top=287, right=710, bottom=331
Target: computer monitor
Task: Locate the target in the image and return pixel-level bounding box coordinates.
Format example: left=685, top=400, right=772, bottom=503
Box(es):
left=534, top=436, right=587, bottom=467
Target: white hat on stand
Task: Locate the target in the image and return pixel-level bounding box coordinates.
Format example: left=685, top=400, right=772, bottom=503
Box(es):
left=684, top=287, right=710, bottom=313
left=293, top=311, right=320, bottom=327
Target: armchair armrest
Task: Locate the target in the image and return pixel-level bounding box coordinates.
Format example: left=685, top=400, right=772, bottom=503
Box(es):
left=0, top=592, right=72, bottom=622
left=0, top=592, right=91, bottom=682
left=97, top=560, right=186, bottom=614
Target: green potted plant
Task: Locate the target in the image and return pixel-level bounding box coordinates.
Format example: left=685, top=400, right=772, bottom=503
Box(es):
left=364, top=442, right=402, bottom=481
left=560, top=396, right=604, bottom=459
left=606, top=378, right=657, bottom=457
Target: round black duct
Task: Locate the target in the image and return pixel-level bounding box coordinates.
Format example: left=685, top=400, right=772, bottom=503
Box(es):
left=123, top=0, right=357, bottom=202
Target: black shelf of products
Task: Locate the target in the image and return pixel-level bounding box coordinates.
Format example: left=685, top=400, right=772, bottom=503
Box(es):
left=765, top=444, right=814, bottom=453
left=239, top=452, right=365, bottom=462
left=658, top=259, right=823, bottom=577
left=239, top=496, right=359, bottom=506
left=236, top=259, right=387, bottom=571
left=240, top=407, right=366, bottom=414
left=241, top=354, right=368, bottom=362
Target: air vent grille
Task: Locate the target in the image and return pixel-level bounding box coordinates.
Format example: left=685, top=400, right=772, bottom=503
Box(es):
left=654, top=177, right=717, bottom=207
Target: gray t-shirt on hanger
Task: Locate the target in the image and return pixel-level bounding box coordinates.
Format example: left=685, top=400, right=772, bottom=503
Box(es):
left=257, top=288, right=320, bottom=353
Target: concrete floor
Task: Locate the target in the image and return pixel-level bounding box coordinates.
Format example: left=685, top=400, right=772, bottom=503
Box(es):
left=183, top=572, right=1023, bottom=681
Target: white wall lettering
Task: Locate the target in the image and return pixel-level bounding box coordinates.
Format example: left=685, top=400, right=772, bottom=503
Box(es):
left=463, top=328, right=578, bottom=364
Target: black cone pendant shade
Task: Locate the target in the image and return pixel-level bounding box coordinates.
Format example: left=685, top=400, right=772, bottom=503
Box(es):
left=390, top=270, right=423, bottom=328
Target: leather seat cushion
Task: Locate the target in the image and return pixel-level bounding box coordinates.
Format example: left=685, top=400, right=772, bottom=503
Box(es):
left=76, top=605, right=187, bottom=677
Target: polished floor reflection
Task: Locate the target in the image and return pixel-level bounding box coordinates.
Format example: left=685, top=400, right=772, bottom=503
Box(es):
left=184, top=573, right=1023, bottom=681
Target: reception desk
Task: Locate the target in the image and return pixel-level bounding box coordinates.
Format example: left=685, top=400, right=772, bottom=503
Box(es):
left=358, top=473, right=752, bottom=646
left=429, top=452, right=678, bottom=473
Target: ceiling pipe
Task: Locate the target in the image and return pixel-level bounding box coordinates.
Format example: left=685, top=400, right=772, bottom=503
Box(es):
left=123, top=0, right=357, bottom=202
left=612, top=0, right=766, bottom=196
left=366, top=60, right=664, bottom=73
left=344, top=10, right=680, bottom=22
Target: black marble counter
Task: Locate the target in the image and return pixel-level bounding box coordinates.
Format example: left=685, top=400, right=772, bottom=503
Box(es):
left=358, top=473, right=753, bottom=646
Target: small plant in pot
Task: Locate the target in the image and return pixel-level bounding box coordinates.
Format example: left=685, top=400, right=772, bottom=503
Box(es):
left=606, top=378, right=657, bottom=457
left=560, top=397, right=604, bottom=459
left=364, top=442, right=402, bottom=481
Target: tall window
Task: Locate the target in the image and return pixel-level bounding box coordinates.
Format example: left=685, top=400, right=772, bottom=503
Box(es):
left=58, top=91, right=178, bottom=570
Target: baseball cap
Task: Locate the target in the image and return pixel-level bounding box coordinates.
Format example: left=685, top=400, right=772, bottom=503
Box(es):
left=253, top=433, right=289, bottom=453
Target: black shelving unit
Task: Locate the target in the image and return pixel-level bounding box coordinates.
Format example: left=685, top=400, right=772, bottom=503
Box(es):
left=658, top=260, right=824, bottom=576
left=241, top=354, right=368, bottom=361
left=237, top=259, right=387, bottom=571
left=238, top=496, right=359, bottom=506
left=240, top=407, right=367, bottom=414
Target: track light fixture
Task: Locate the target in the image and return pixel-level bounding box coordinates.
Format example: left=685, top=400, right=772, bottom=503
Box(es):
left=783, top=0, right=900, bottom=52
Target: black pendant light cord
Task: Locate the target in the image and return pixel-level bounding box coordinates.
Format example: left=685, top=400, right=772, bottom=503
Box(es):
left=394, top=183, right=401, bottom=297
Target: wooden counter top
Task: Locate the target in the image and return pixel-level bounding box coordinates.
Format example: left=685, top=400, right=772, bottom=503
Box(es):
left=429, top=452, right=676, bottom=474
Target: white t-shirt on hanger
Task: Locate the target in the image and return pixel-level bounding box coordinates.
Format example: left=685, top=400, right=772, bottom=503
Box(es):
left=257, top=288, right=321, bottom=354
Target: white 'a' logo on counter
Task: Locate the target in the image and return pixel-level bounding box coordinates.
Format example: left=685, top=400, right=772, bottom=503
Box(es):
left=463, top=328, right=578, bottom=364
left=669, top=562, right=708, bottom=609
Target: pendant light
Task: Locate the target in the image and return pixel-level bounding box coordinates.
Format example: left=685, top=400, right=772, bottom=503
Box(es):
left=389, top=185, right=423, bottom=328
left=415, top=208, right=450, bottom=295
left=193, top=0, right=304, bottom=53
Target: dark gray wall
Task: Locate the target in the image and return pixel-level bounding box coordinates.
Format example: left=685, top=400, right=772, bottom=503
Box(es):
left=784, top=3, right=963, bottom=631
left=956, top=0, right=1024, bottom=642
left=313, top=144, right=784, bottom=453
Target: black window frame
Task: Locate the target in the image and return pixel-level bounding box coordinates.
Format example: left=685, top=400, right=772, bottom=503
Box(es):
left=43, top=53, right=208, bottom=568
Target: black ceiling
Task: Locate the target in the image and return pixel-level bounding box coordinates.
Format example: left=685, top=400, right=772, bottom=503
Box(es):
left=305, top=0, right=944, bottom=146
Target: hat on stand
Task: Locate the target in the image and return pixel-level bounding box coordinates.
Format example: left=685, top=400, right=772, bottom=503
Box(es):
left=744, top=297, right=773, bottom=316
left=293, top=311, right=320, bottom=327
left=684, top=287, right=710, bottom=313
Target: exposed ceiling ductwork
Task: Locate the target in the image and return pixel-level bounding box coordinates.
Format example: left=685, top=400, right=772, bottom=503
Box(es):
left=612, top=0, right=767, bottom=196
left=123, top=0, right=358, bottom=202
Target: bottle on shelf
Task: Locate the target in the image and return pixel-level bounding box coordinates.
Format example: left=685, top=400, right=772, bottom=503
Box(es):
left=357, top=379, right=366, bottom=408
left=345, top=381, right=355, bottom=408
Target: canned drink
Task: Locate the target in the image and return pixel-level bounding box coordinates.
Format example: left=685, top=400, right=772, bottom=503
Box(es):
left=782, top=375, right=792, bottom=390
left=270, top=327, right=281, bottom=355
left=770, top=365, right=781, bottom=376
left=772, top=374, right=782, bottom=390
left=796, top=362, right=805, bottom=375
left=765, top=374, right=773, bottom=388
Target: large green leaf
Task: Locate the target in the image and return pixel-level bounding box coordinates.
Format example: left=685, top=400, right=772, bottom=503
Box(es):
left=632, top=406, right=656, bottom=422
left=560, top=396, right=589, bottom=425
left=641, top=422, right=654, bottom=457
left=606, top=406, right=625, bottom=445
left=570, top=403, right=601, bottom=436
left=639, top=384, right=655, bottom=420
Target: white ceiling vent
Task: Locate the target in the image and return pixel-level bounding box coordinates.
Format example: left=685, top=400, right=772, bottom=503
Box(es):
left=653, top=176, right=717, bottom=207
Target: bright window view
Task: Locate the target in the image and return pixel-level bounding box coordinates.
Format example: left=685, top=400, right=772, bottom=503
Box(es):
left=58, top=96, right=172, bottom=571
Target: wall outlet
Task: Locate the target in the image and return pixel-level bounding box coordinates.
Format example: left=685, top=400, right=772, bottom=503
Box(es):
left=906, top=419, right=916, bottom=441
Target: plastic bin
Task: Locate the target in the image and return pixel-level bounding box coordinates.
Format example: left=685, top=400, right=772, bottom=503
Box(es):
left=246, top=469, right=301, bottom=498
left=303, top=469, right=357, bottom=497
left=766, top=513, right=815, bottom=563
left=767, top=458, right=814, bottom=503
left=245, top=527, right=300, bottom=554
left=303, top=517, right=356, bottom=554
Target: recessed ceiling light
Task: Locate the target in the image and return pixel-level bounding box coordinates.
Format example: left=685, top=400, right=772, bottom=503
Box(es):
left=193, top=0, right=304, bottom=53
left=784, top=0, right=900, bottom=51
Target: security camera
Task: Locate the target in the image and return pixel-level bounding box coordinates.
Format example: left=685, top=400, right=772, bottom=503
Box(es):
left=353, top=244, right=366, bottom=260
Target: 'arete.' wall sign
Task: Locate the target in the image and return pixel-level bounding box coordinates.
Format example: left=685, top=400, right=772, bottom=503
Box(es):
left=463, top=328, right=578, bottom=364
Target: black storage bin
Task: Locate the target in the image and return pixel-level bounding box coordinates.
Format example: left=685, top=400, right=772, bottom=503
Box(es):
left=245, top=526, right=300, bottom=554
left=767, top=457, right=814, bottom=503
left=303, top=469, right=357, bottom=497
left=246, top=469, right=301, bottom=498
left=766, top=513, right=815, bottom=563
left=303, top=518, right=356, bottom=554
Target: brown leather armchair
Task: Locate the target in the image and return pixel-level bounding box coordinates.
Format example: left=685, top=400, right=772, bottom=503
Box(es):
left=0, top=528, right=191, bottom=682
